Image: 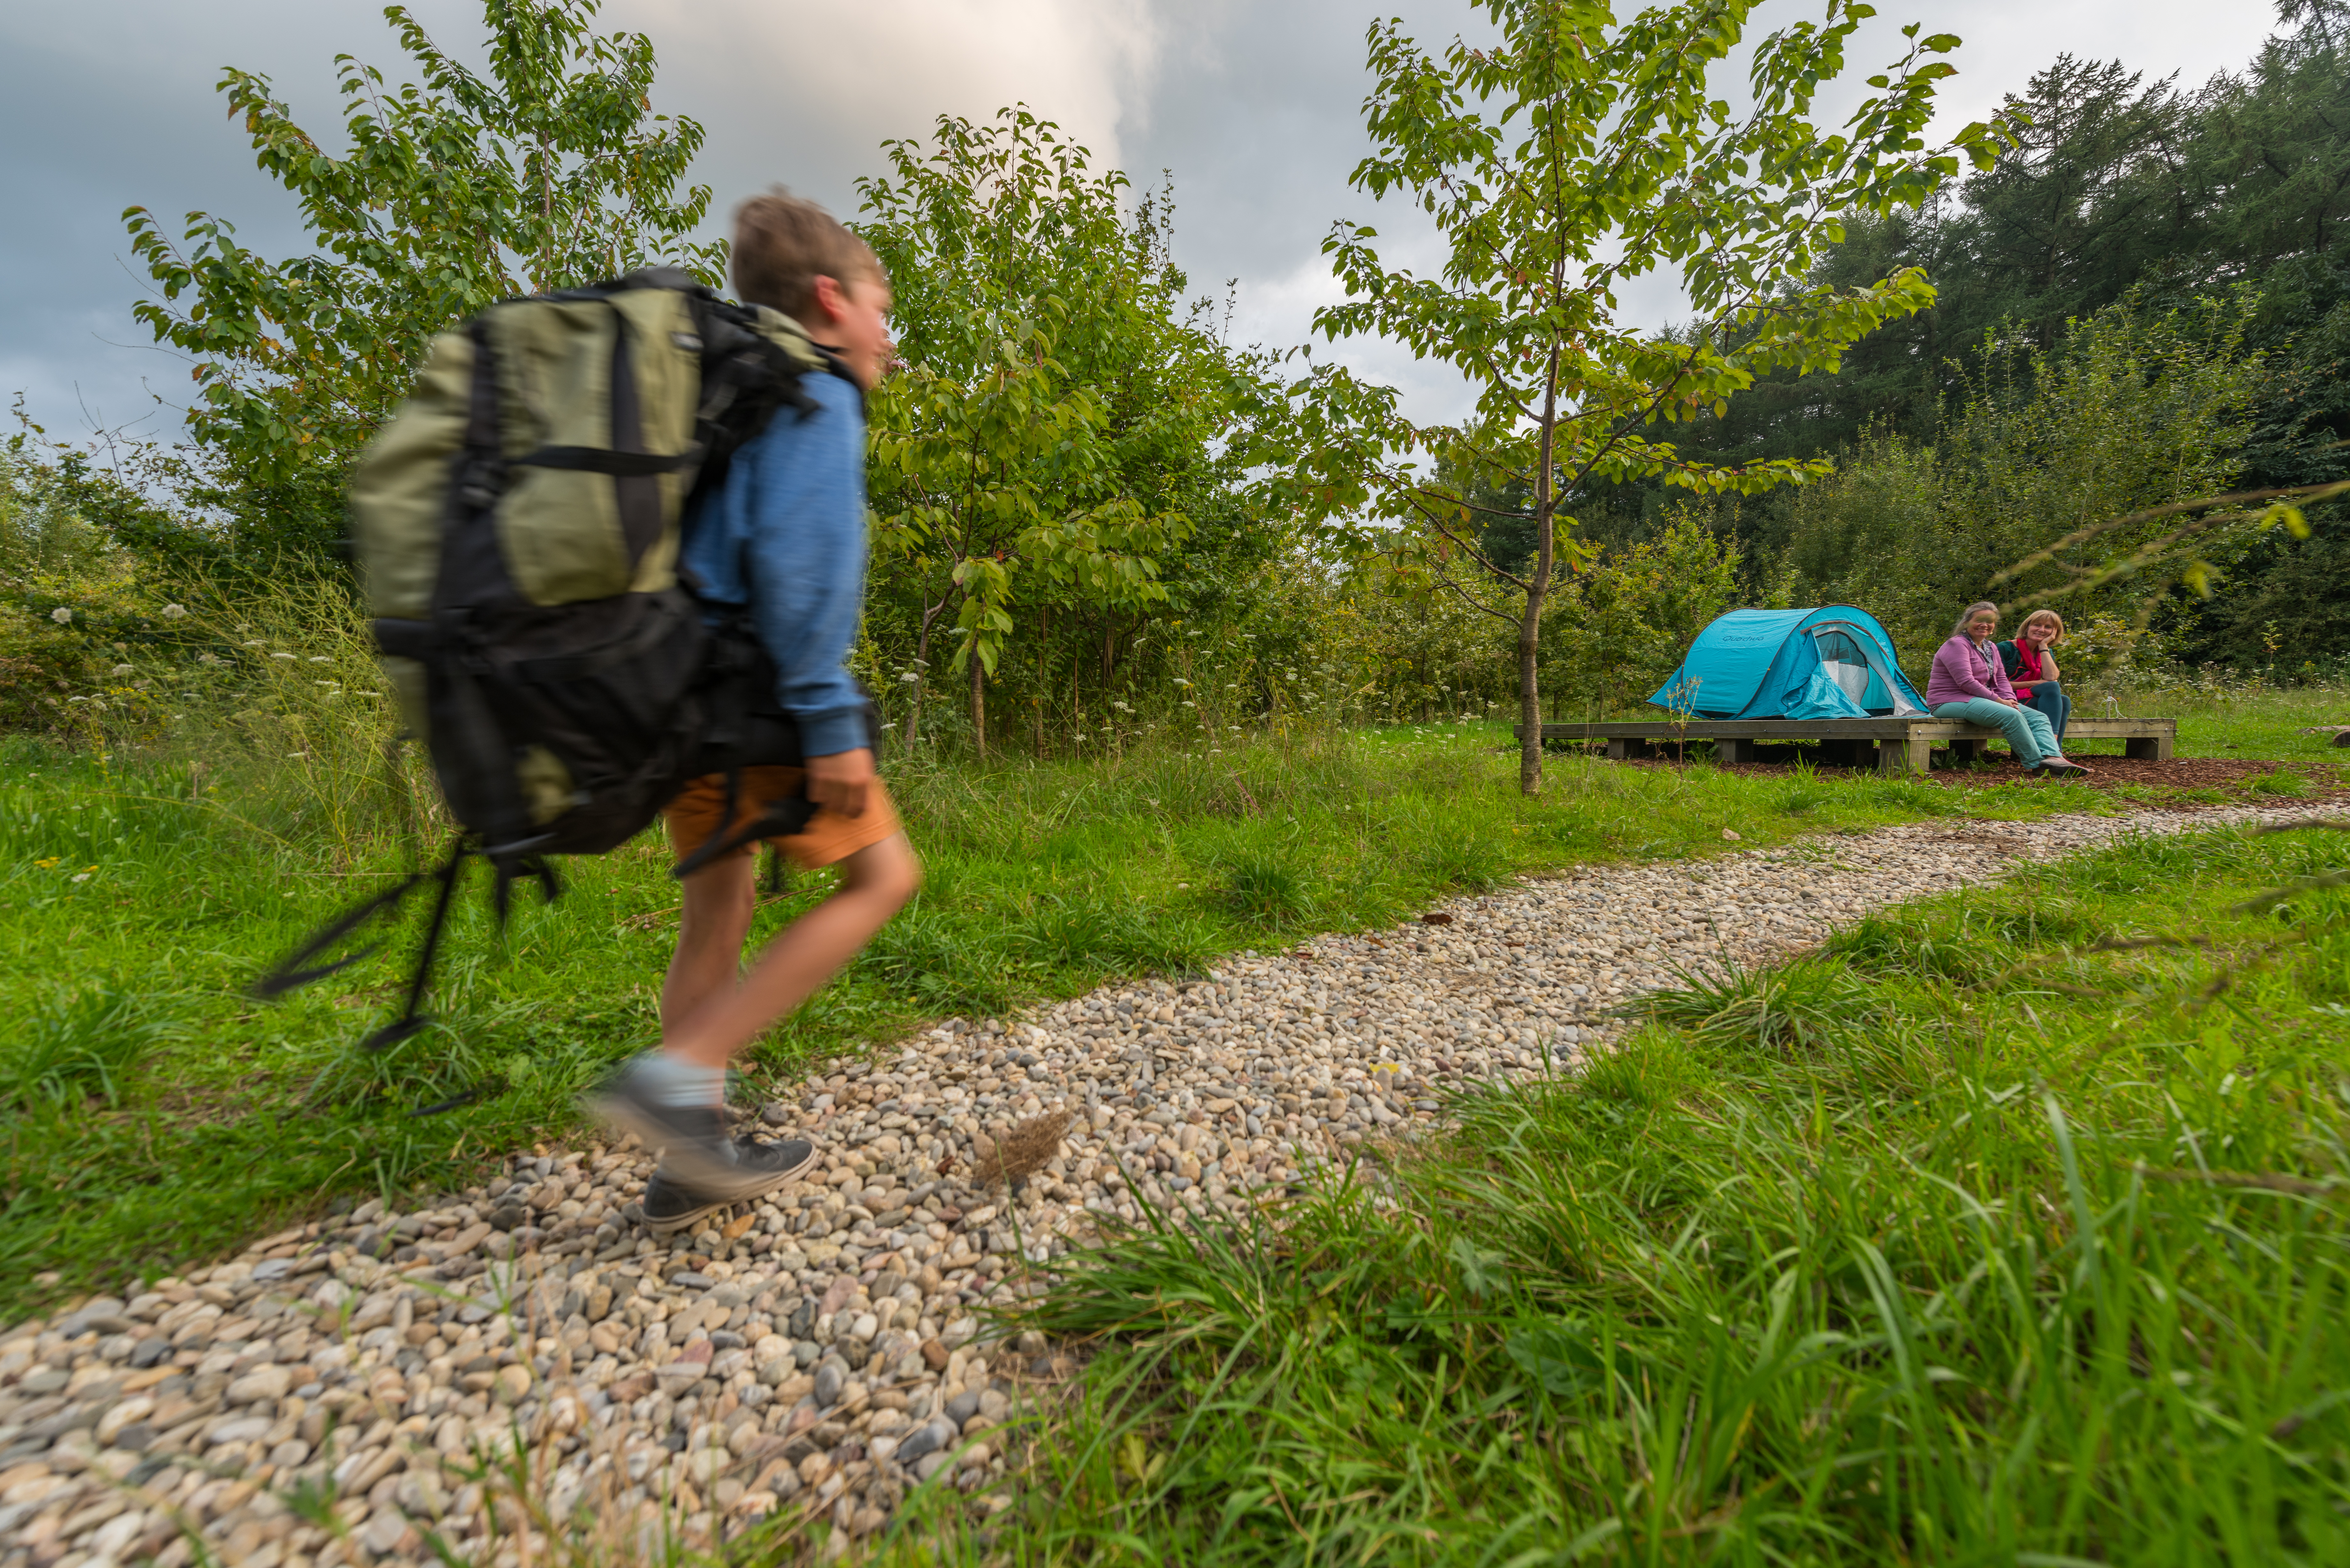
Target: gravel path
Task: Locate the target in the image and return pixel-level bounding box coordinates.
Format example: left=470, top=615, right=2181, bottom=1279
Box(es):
left=4, top=803, right=2338, bottom=1568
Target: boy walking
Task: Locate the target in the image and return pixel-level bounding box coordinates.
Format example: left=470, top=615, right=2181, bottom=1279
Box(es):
left=591, top=192, right=921, bottom=1234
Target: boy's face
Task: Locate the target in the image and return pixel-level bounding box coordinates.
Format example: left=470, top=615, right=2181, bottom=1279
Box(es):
left=810, top=275, right=894, bottom=391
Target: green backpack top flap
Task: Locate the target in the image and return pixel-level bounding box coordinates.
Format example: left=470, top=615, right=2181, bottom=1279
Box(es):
left=349, top=273, right=832, bottom=620
left=484, top=285, right=698, bottom=606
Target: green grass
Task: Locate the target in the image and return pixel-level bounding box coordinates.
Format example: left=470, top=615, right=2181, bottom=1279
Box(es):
left=998, top=819, right=2350, bottom=1565
left=2105, top=681, right=2350, bottom=762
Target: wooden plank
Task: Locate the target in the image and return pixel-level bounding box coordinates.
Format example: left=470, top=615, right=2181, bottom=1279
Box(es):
left=2056, top=717, right=2177, bottom=739
left=1521, top=719, right=1923, bottom=741
left=1518, top=715, right=2177, bottom=744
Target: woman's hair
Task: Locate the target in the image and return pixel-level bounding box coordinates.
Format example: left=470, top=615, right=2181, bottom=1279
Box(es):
left=1952, top=600, right=2001, bottom=637
left=2018, top=608, right=2066, bottom=643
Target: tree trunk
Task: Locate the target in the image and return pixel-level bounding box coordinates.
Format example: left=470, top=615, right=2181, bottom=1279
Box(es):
left=969, top=654, right=987, bottom=761
left=907, top=598, right=946, bottom=750
left=1518, top=346, right=1563, bottom=796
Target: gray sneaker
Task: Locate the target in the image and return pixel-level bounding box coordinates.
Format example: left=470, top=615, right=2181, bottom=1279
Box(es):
left=586, top=1057, right=816, bottom=1200
left=640, top=1139, right=815, bottom=1235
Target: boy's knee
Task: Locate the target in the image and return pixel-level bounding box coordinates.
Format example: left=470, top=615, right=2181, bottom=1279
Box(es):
left=679, top=855, right=757, bottom=915
left=843, top=834, right=921, bottom=907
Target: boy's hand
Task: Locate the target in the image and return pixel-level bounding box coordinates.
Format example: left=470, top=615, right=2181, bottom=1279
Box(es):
left=807, top=748, right=876, bottom=819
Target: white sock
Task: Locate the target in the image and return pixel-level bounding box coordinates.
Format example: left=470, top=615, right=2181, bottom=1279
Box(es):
left=636, top=1053, right=725, bottom=1111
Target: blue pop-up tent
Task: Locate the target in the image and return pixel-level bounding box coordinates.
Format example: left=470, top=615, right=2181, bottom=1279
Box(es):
left=1648, top=607, right=1925, bottom=720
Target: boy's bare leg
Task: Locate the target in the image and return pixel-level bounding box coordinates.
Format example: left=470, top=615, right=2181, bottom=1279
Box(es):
left=661, top=852, right=759, bottom=1037
left=663, top=831, right=922, bottom=1075
left=589, top=832, right=919, bottom=1197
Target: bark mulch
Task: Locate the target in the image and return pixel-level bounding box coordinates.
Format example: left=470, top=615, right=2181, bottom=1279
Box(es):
left=1618, top=750, right=2347, bottom=799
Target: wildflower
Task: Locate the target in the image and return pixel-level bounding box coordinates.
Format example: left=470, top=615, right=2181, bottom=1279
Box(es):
left=899, top=673, right=919, bottom=683
left=1112, top=701, right=1132, bottom=712
left=35, top=857, right=58, bottom=870
left=315, top=681, right=340, bottom=689
left=198, top=652, right=221, bottom=665
left=308, top=656, right=331, bottom=664
left=1173, top=677, right=1192, bottom=688
left=50, top=607, right=72, bottom=624
left=160, top=604, right=188, bottom=620
left=71, top=872, right=92, bottom=884
left=1181, top=700, right=1195, bottom=708
left=112, top=664, right=135, bottom=676
left=271, top=652, right=297, bottom=662
left=243, top=640, right=265, bottom=647
left=879, top=721, right=898, bottom=730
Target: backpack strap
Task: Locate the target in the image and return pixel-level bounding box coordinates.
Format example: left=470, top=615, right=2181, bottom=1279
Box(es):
left=423, top=321, right=553, bottom=866
left=671, top=774, right=817, bottom=880
left=250, top=865, right=435, bottom=999
left=249, top=832, right=470, bottom=1070
left=507, top=447, right=700, bottom=477
left=359, top=834, right=470, bottom=1053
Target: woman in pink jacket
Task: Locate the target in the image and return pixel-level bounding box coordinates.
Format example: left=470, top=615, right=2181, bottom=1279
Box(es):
left=1925, top=601, right=2092, bottom=777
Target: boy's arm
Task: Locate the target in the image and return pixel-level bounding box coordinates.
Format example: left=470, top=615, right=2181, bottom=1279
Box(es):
left=739, top=374, right=873, bottom=768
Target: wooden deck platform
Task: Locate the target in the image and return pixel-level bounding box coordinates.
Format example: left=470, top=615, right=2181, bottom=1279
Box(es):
left=1514, top=716, right=2176, bottom=774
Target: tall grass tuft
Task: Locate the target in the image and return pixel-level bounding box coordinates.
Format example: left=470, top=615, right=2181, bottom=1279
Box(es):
left=2, top=985, right=176, bottom=1109
left=1636, top=955, right=1883, bottom=1052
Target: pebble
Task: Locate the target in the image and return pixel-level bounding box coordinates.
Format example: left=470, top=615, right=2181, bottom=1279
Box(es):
left=1, top=802, right=2333, bottom=1566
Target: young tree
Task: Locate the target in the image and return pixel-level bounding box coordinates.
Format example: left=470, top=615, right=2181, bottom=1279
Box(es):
left=859, top=110, right=1269, bottom=756
left=122, top=0, right=720, bottom=557
left=1294, top=0, right=2008, bottom=794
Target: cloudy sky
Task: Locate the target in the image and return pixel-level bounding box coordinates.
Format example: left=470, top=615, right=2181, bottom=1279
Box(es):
left=0, top=0, right=2285, bottom=447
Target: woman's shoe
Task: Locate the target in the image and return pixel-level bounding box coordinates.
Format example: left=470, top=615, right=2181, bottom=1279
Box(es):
left=2034, top=759, right=2093, bottom=778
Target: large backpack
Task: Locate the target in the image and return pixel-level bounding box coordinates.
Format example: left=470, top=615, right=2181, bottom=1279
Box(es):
left=258, top=268, right=854, bottom=1060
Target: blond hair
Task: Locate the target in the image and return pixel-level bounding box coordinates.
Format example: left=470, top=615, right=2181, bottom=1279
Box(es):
left=2018, top=608, right=2066, bottom=644
left=730, top=189, right=885, bottom=322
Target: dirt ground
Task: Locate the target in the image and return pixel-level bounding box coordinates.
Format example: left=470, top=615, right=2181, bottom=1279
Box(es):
left=1612, top=749, right=2349, bottom=799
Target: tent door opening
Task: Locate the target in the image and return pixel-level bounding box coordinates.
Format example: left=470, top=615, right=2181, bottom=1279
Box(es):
left=1808, top=621, right=1920, bottom=716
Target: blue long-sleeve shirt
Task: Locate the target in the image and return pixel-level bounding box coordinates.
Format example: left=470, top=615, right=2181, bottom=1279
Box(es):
left=680, top=370, right=870, bottom=759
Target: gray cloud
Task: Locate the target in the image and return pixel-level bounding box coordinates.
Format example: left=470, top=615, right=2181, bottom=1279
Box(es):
left=0, top=0, right=2283, bottom=447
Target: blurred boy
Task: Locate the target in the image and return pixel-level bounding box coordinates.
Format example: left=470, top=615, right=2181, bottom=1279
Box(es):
left=590, top=192, right=921, bottom=1234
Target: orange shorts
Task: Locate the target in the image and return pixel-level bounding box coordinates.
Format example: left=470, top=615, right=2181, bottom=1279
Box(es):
left=663, top=766, right=903, bottom=871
